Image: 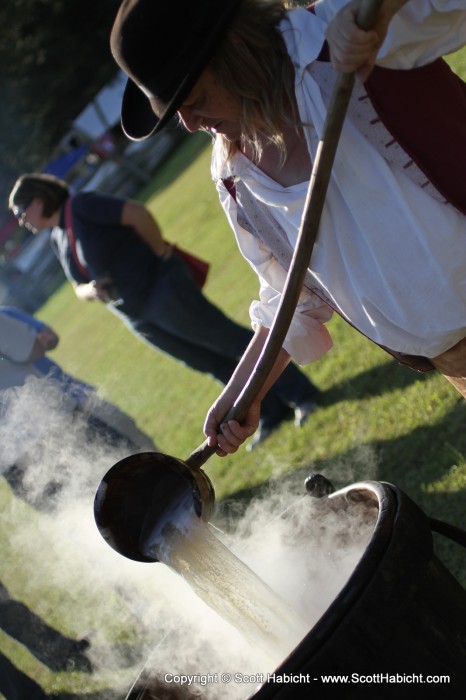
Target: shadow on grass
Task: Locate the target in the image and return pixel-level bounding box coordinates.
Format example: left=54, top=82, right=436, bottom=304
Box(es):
left=323, top=358, right=432, bottom=404
left=218, top=397, right=466, bottom=510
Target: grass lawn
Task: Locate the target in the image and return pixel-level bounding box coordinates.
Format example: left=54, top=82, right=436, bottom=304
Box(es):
left=1, top=51, right=466, bottom=698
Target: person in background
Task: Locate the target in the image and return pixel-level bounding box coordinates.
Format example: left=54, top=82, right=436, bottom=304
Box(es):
left=8, top=174, right=323, bottom=449
left=0, top=307, right=157, bottom=508
left=108, top=0, right=466, bottom=455
left=0, top=306, right=156, bottom=451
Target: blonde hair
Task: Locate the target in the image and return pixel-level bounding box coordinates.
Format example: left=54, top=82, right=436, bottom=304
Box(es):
left=208, top=0, right=299, bottom=166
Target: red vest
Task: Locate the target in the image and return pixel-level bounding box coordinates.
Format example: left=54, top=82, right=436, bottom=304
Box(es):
left=310, top=3, right=466, bottom=215
left=365, top=59, right=466, bottom=215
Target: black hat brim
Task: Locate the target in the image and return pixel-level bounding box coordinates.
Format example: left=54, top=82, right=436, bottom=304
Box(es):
left=121, top=78, right=159, bottom=140
left=121, top=65, right=204, bottom=141
left=118, top=0, right=241, bottom=141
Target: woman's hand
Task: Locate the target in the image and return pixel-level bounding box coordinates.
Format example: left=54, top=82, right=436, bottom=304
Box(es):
left=203, top=325, right=290, bottom=455
left=326, top=2, right=380, bottom=81
left=326, top=0, right=404, bottom=82
left=204, top=397, right=261, bottom=456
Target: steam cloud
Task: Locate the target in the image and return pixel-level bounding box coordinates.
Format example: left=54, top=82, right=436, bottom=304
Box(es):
left=1, top=377, right=377, bottom=698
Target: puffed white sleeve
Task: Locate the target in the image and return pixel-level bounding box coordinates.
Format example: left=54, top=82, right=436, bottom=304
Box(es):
left=217, top=181, right=334, bottom=365
left=315, top=0, right=466, bottom=67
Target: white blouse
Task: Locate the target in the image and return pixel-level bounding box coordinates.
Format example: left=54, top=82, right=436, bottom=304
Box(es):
left=213, top=0, right=466, bottom=364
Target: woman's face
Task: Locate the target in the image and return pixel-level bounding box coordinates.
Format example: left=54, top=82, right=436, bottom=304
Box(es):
left=176, top=67, right=242, bottom=141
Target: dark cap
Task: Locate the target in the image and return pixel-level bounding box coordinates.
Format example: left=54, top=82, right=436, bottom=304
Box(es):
left=111, top=0, right=241, bottom=141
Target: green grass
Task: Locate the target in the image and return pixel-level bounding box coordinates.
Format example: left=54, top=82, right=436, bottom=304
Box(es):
left=2, top=52, right=466, bottom=698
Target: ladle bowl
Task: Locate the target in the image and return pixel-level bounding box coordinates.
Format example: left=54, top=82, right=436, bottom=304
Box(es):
left=94, top=452, right=214, bottom=562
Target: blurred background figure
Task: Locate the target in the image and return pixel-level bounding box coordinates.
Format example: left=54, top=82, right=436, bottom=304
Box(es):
left=0, top=306, right=156, bottom=451
left=8, top=174, right=324, bottom=449
left=0, top=306, right=156, bottom=508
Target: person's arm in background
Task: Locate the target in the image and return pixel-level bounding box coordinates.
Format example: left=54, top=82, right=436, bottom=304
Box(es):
left=0, top=307, right=59, bottom=358
left=34, top=327, right=59, bottom=353
left=121, top=199, right=172, bottom=258
left=26, top=332, right=55, bottom=362
left=74, top=199, right=172, bottom=303
left=0, top=312, right=52, bottom=363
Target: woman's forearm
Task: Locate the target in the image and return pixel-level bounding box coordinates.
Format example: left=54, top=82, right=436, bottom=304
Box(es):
left=203, top=325, right=292, bottom=454
left=223, top=325, right=292, bottom=408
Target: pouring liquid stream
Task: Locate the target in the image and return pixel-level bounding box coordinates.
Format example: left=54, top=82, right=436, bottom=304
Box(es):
left=142, top=502, right=308, bottom=667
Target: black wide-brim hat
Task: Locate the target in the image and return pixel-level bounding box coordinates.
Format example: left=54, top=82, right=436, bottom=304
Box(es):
left=111, top=0, right=241, bottom=141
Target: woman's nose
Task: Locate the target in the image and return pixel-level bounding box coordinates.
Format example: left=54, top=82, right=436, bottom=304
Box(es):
left=177, top=106, right=203, bottom=133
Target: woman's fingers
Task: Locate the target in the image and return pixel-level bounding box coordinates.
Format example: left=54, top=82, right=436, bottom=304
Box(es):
left=326, top=3, right=381, bottom=79
left=204, top=402, right=261, bottom=456
left=215, top=419, right=256, bottom=455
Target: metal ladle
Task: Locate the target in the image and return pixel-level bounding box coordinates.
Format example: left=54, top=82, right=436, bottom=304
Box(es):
left=94, top=0, right=384, bottom=563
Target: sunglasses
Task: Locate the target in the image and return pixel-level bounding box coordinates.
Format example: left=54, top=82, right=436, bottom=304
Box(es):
left=12, top=201, right=32, bottom=220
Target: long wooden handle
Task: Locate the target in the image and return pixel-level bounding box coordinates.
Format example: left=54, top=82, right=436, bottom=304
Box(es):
left=187, top=0, right=384, bottom=471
